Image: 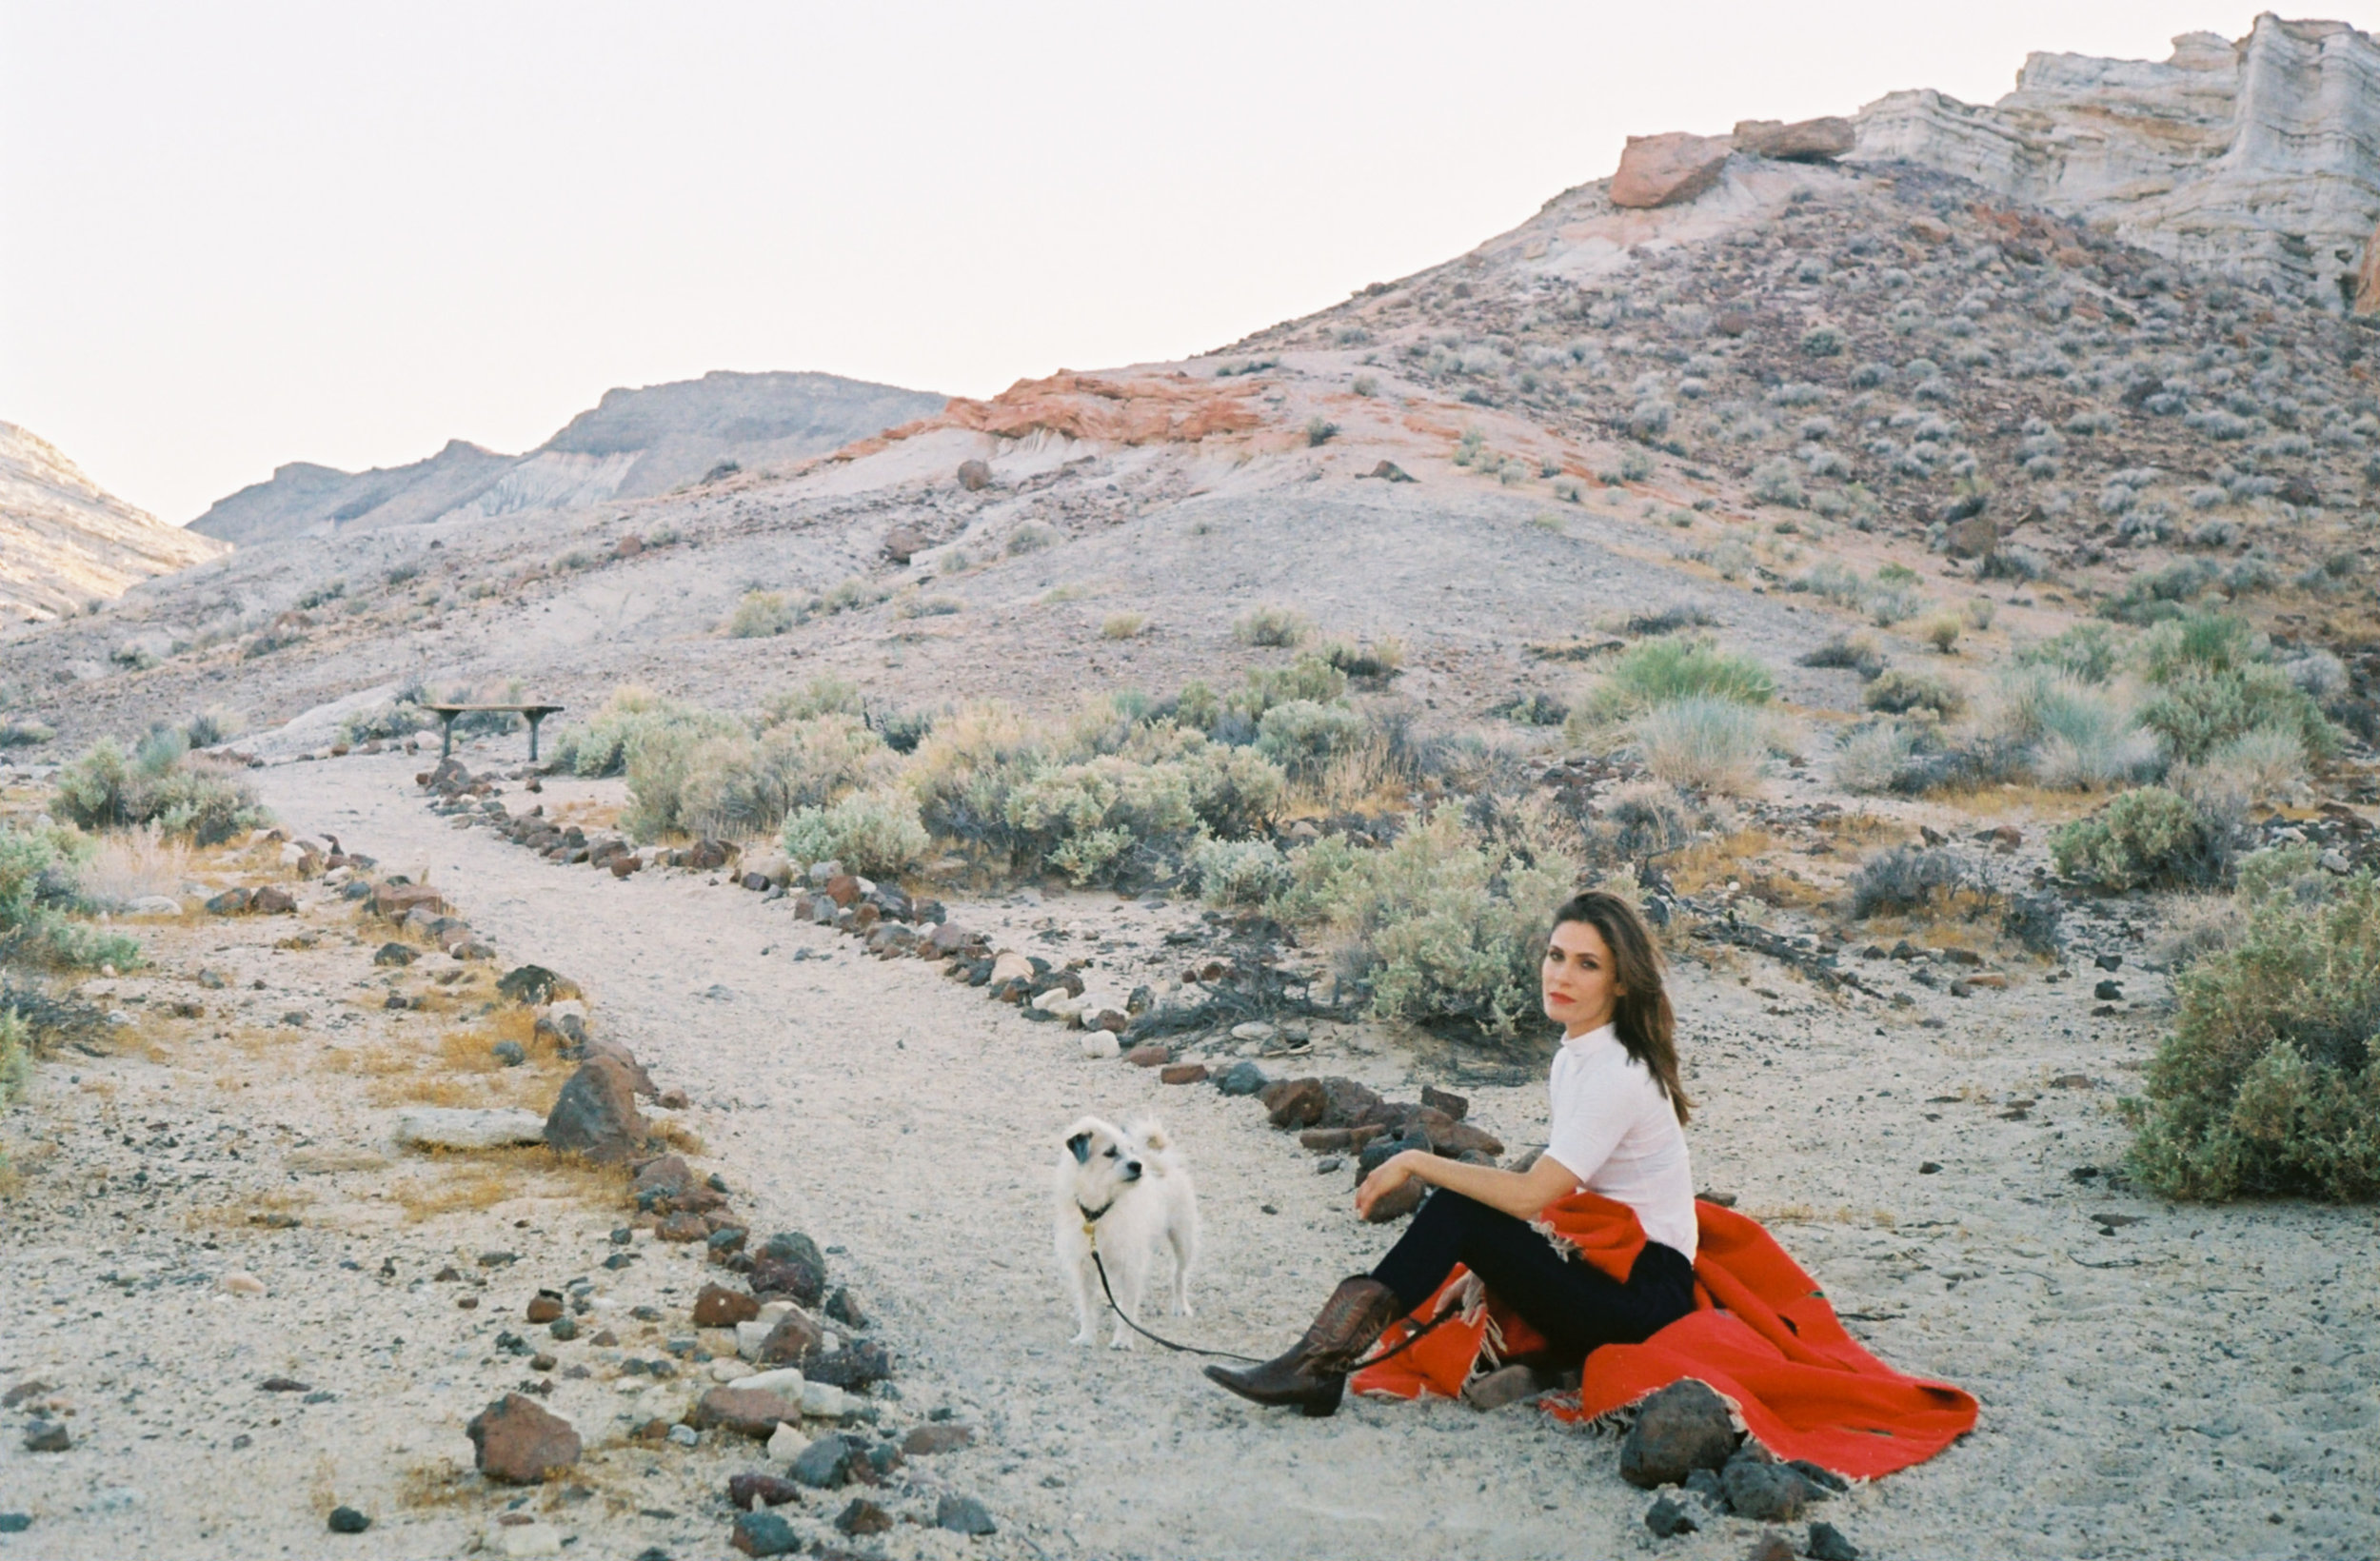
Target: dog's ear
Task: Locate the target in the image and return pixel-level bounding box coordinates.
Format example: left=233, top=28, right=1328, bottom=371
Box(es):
left=1066, top=1131, right=1092, bottom=1164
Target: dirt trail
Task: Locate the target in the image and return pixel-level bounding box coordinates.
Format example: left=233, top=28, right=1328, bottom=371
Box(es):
left=238, top=748, right=2380, bottom=1561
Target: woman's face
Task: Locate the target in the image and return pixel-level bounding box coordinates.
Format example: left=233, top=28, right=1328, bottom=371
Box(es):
left=1542, top=919, right=1623, bottom=1038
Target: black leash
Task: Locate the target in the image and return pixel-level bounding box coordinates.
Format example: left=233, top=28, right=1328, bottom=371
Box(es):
left=1087, top=1242, right=1460, bottom=1369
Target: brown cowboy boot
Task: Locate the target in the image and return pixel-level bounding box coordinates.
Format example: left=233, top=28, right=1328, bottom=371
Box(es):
left=1203, top=1276, right=1403, bottom=1417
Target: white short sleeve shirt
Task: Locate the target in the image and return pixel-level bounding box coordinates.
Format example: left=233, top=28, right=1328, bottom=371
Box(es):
left=1543, top=1022, right=1697, bottom=1262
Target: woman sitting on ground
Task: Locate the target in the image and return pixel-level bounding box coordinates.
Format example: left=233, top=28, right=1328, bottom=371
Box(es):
left=1206, top=889, right=1697, bottom=1416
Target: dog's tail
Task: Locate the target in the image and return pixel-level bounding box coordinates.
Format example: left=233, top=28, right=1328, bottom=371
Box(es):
left=1126, top=1116, right=1171, bottom=1153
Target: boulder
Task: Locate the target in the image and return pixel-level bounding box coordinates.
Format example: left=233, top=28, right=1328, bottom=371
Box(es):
left=542, top=1057, right=647, bottom=1161
left=694, top=1282, right=760, bottom=1327
left=753, top=1310, right=823, bottom=1366
left=729, top=1510, right=802, bottom=1557
left=466, top=1393, right=581, bottom=1483
left=1731, top=116, right=1855, bottom=161
left=1262, top=1077, right=1327, bottom=1130
left=956, top=458, right=993, bottom=491
left=1942, top=513, right=1998, bottom=561
left=1609, top=132, right=1734, bottom=209
left=205, top=888, right=252, bottom=915
left=250, top=885, right=298, bottom=914
left=1617, top=1379, right=1740, bottom=1488
left=883, top=525, right=927, bottom=563
left=1721, top=1451, right=1808, bottom=1521
left=585, top=1037, right=657, bottom=1097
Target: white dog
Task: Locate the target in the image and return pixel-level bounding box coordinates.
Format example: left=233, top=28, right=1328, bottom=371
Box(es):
left=1053, top=1114, right=1200, bottom=1348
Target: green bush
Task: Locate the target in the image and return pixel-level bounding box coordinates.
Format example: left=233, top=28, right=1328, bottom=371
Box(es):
left=1234, top=605, right=1310, bottom=648
left=1580, top=637, right=1775, bottom=724
left=2051, top=787, right=2230, bottom=892
left=1992, top=668, right=2160, bottom=789
left=1188, top=838, right=1291, bottom=908
left=728, top=590, right=800, bottom=638
left=2018, top=622, right=2119, bottom=683
left=1848, top=845, right=1973, bottom=919
left=551, top=687, right=743, bottom=778
left=51, top=740, right=268, bottom=846
left=1318, top=636, right=1405, bottom=682
left=1255, top=700, right=1366, bottom=778
left=0, top=1006, right=27, bottom=1108
left=780, top=788, right=931, bottom=879
left=762, top=675, right=865, bottom=726
left=1230, top=656, right=1348, bottom=723
left=0, top=825, right=140, bottom=970
left=1270, top=803, right=1577, bottom=1040
left=664, top=714, right=891, bottom=840
left=2138, top=662, right=2332, bottom=767
left=2128, top=865, right=2380, bottom=1200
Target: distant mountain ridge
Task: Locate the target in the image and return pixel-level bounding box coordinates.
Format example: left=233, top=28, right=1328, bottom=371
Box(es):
left=187, top=369, right=946, bottom=546
left=0, top=423, right=228, bottom=624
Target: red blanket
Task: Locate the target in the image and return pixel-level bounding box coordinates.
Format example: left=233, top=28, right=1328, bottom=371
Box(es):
left=1350, top=1193, right=1977, bottom=1480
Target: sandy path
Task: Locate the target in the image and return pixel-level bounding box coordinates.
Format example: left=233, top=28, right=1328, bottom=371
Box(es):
left=250, top=750, right=2380, bottom=1561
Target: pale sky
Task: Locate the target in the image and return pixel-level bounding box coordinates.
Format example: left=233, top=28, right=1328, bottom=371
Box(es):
left=0, top=2, right=2347, bottom=524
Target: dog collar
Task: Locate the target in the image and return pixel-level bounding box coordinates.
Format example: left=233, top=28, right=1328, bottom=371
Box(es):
left=1076, top=1198, right=1112, bottom=1235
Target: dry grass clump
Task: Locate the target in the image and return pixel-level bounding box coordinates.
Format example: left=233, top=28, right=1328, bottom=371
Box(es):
left=1101, top=611, right=1148, bottom=640
left=390, top=1147, right=620, bottom=1222
left=1235, top=604, right=1311, bottom=648
left=1630, top=697, right=1775, bottom=796
left=76, top=824, right=192, bottom=906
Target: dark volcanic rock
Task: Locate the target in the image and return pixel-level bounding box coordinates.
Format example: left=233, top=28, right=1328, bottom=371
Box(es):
left=1643, top=1494, right=1697, bottom=1537
left=1807, top=1521, right=1861, bottom=1561
left=936, top=1493, right=998, bottom=1535
left=727, top=1472, right=803, bottom=1511
left=1618, top=1380, right=1740, bottom=1489
left=694, top=1282, right=761, bottom=1327
left=1721, top=1452, right=1807, bottom=1522
left=543, top=1056, right=647, bottom=1161
left=729, top=1510, right=802, bottom=1556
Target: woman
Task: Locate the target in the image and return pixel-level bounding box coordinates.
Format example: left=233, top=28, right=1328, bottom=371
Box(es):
left=1205, top=890, right=1698, bottom=1416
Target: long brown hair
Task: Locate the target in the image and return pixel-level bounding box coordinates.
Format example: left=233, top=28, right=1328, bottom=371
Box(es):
left=1552, top=890, right=1690, bottom=1124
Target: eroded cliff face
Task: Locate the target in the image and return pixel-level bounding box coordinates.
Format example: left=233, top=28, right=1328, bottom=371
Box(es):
left=1853, top=15, right=2380, bottom=307
left=0, top=424, right=228, bottom=623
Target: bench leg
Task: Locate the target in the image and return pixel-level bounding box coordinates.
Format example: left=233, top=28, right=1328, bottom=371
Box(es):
left=439, top=714, right=456, bottom=760
left=526, top=713, right=545, bottom=764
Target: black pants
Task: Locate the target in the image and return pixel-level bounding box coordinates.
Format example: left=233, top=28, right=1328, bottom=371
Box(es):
left=1371, top=1191, right=1696, bottom=1363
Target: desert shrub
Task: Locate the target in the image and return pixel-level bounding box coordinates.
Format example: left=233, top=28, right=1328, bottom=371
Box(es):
left=184, top=706, right=244, bottom=749
left=52, top=740, right=268, bottom=846
left=762, top=676, right=865, bottom=726
left=1255, top=701, right=1367, bottom=779
left=1800, top=632, right=1885, bottom=680
left=2128, top=865, right=2380, bottom=1200
left=1833, top=720, right=1925, bottom=795
left=1991, top=668, right=2161, bottom=789
left=2170, top=726, right=2310, bottom=813
left=1270, top=803, right=1577, bottom=1040
left=728, top=590, right=799, bottom=638
left=1598, top=782, right=1697, bottom=859
left=1581, top=637, right=1775, bottom=724
left=2051, top=787, right=2231, bottom=892
left=1630, top=697, right=1772, bottom=795
left=1188, top=838, right=1291, bottom=908
left=780, top=788, right=931, bottom=879
left=1848, top=845, right=1974, bottom=919
left=0, top=720, right=56, bottom=748
left=1235, top=605, right=1310, bottom=648
left=1101, top=612, right=1147, bottom=640
left=2139, top=662, right=2332, bottom=767
left=664, top=714, right=893, bottom=840
left=1801, top=326, right=1845, bottom=357
left=1319, top=636, right=1405, bottom=682
left=0, top=825, right=140, bottom=970
left=1230, top=656, right=1348, bottom=724
left=1918, top=611, right=1963, bottom=654
left=552, top=688, right=743, bottom=778
left=1305, top=417, right=1339, bottom=446
left=1006, top=523, right=1059, bottom=556
left=1863, top=668, right=1963, bottom=719
left=0, top=1007, right=26, bottom=1108
left=2018, top=622, right=2119, bottom=683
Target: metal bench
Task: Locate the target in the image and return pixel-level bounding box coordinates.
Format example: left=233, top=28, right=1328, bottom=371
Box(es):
left=424, top=703, right=565, bottom=762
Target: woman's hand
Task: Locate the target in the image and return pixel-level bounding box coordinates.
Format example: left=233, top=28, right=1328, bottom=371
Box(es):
left=1355, top=1149, right=1435, bottom=1219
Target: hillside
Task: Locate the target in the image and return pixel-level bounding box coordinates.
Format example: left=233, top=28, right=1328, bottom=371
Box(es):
left=184, top=369, right=947, bottom=546
left=0, top=422, right=228, bottom=625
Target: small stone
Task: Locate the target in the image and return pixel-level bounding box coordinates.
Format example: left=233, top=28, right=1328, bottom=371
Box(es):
left=728, top=1472, right=803, bottom=1511
left=2319, top=848, right=2351, bottom=874
left=1919, top=1161, right=1942, bottom=1175
left=667, top=1424, right=700, bottom=1448
left=1684, top=1468, right=1724, bottom=1504
left=1215, top=1060, right=1269, bottom=1097
left=491, top=1520, right=565, bottom=1557
left=24, top=1419, right=70, bottom=1452
left=1079, top=1029, right=1121, bottom=1059
left=902, top=1422, right=976, bottom=1455
left=218, top=1271, right=267, bottom=1296
left=1618, top=1380, right=1740, bottom=1489
left=0, top=1515, right=29, bottom=1533
left=373, top=942, right=418, bottom=967
left=692, top=1387, right=801, bottom=1439
left=935, top=1493, right=997, bottom=1535
left=251, top=885, right=297, bottom=915
left=1159, top=1062, right=1208, bottom=1085
left=729, top=1511, right=802, bottom=1557
left=1644, top=1494, right=1697, bottom=1537
left=1722, top=1452, right=1807, bottom=1521
left=2094, top=953, right=2123, bottom=972
left=789, top=1434, right=852, bottom=1488
left=2094, top=979, right=2124, bottom=1000
left=549, top=1315, right=578, bottom=1342
left=526, top=1293, right=565, bottom=1324
left=766, top=1421, right=811, bottom=1463
left=823, top=1287, right=867, bottom=1330
left=327, top=1506, right=371, bottom=1534
left=1262, top=1077, right=1327, bottom=1130
left=466, top=1393, right=582, bottom=1484
left=1362, top=1180, right=1425, bottom=1222
left=1124, top=1043, right=1169, bottom=1067
left=1806, top=1519, right=1860, bottom=1560
left=1229, top=1020, right=1276, bottom=1043
left=492, top=1040, right=527, bottom=1066
left=1419, top=1085, right=1468, bottom=1120
left=694, top=1283, right=761, bottom=1328
left=1316, top=1155, right=1342, bottom=1174
left=394, top=1106, right=546, bottom=1151
left=835, top=1497, right=892, bottom=1536
left=1745, top=1534, right=1796, bottom=1561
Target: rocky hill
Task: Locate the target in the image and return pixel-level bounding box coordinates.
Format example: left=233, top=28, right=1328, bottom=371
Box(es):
left=1852, top=16, right=2380, bottom=309
left=0, top=423, right=228, bottom=624
left=185, top=370, right=947, bottom=547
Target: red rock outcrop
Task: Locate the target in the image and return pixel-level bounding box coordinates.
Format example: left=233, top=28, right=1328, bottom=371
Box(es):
left=1610, top=132, right=1735, bottom=208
